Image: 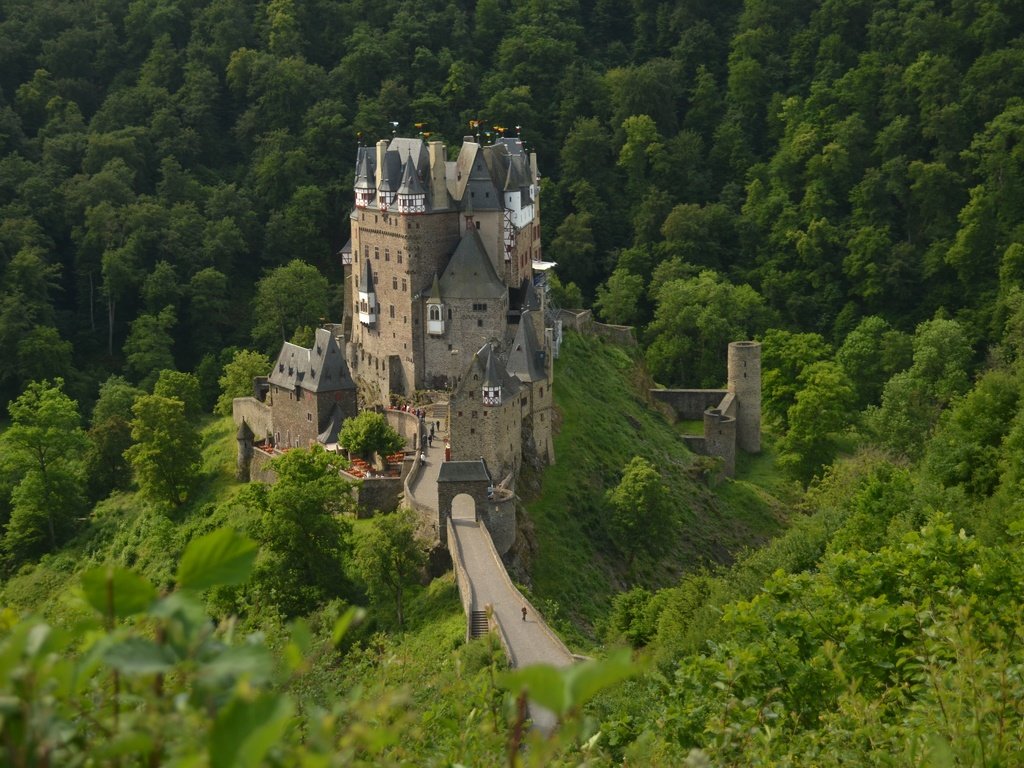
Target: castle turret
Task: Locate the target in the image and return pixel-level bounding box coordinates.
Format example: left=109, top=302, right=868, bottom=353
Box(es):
left=426, top=273, right=444, bottom=335
left=396, top=152, right=426, bottom=214
left=482, top=346, right=502, bottom=406
left=354, top=147, right=376, bottom=208
left=727, top=341, right=761, bottom=453
left=357, top=257, right=377, bottom=326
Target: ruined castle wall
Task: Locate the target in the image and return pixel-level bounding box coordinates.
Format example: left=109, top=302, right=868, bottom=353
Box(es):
left=703, top=409, right=737, bottom=478
left=650, top=389, right=729, bottom=420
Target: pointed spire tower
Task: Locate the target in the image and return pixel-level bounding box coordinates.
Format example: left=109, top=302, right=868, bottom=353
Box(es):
left=354, top=147, right=376, bottom=208
left=481, top=345, right=502, bottom=406
left=396, top=151, right=426, bottom=213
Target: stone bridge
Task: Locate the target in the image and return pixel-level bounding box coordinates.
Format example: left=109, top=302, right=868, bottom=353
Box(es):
left=407, top=441, right=574, bottom=732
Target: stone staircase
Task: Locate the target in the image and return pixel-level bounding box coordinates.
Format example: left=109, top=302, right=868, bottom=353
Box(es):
left=469, top=610, right=490, bottom=639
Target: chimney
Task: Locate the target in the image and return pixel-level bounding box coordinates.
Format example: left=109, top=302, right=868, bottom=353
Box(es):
left=375, top=139, right=388, bottom=191
left=428, top=141, right=449, bottom=210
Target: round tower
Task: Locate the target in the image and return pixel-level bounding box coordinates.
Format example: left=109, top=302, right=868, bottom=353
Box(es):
left=703, top=408, right=736, bottom=478
left=727, top=341, right=761, bottom=453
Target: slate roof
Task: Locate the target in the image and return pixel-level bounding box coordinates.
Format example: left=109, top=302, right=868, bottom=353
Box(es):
left=506, top=311, right=546, bottom=383
left=520, top=278, right=541, bottom=311
left=451, top=141, right=501, bottom=210
left=458, top=343, right=522, bottom=400
left=318, top=402, right=346, bottom=443
left=397, top=153, right=426, bottom=195
left=426, top=272, right=442, bottom=303
left=438, top=229, right=506, bottom=299
left=268, top=328, right=354, bottom=393
left=357, top=257, right=375, bottom=293
left=354, top=147, right=375, bottom=189
left=483, top=345, right=502, bottom=387
left=437, top=460, right=491, bottom=483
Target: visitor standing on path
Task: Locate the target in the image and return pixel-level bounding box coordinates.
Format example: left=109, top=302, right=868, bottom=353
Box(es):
left=521, top=606, right=527, bottom=621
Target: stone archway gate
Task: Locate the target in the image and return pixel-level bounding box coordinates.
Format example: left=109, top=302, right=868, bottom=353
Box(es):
left=435, top=460, right=491, bottom=547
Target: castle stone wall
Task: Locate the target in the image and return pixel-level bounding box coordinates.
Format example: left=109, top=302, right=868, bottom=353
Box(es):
left=479, top=494, right=517, bottom=555
left=385, top=408, right=423, bottom=449
left=351, top=475, right=403, bottom=517
left=250, top=447, right=277, bottom=483
left=703, top=409, right=737, bottom=478
left=650, top=389, right=729, bottom=420
left=350, top=207, right=460, bottom=401
left=450, top=388, right=521, bottom=483
left=233, top=397, right=274, bottom=441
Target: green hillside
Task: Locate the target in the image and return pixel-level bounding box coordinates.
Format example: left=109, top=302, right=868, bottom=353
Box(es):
left=523, top=331, right=793, bottom=640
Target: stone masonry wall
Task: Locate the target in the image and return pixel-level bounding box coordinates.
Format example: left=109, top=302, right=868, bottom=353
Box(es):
left=350, top=207, right=460, bottom=401
left=233, top=397, right=273, bottom=441
left=450, top=389, right=522, bottom=482
left=650, top=389, right=729, bottom=420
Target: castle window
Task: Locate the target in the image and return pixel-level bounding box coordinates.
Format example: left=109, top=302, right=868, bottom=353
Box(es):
left=471, top=411, right=477, bottom=418
left=390, top=305, right=395, bottom=319
left=363, top=245, right=368, bottom=259
left=306, top=413, right=312, bottom=422
left=374, top=272, right=379, bottom=283
left=472, top=303, right=487, bottom=311
left=470, top=428, right=475, bottom=434
left=392, top=276, right=398, bottom=289
left=404, top=316, right=407, bottom=323
left=475, top=221, right=480, bottom=230
left=458, top=411, right=463, bottom=417
left=385, top=248, right=390, bottom=261
left=429, top=306, right=441, bottom=321
left=540, top=387, right=544, bottom=397
left=401, top=278, right=407, bottom=291
left=448, top=308, right=453, bottom=319
left=397, top=250, right=403, bottom=264
left=374, top=247, right=379, bottom=260
left=448, top=344, right=452, bottom=350
left=477, top=319, right=483, bottom=327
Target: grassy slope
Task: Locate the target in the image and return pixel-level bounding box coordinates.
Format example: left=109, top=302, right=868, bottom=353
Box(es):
left=523, top=332, right=796, bottom=641
left=1, top=415, right=245, bottom=613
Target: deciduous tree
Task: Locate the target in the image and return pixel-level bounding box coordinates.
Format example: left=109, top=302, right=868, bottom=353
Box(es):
left=355, top=508, right=426, bottom=627
left=338, top=411, right=404, bottom=462
left=216, top=349, right=272, bottom=416
left=246, top=447, right=355, bottom=615
left=125, top=394, right=201, bottom=507
left=606, top=455, right=671, bottom=568
left=1, top=379, right=87, bottom=565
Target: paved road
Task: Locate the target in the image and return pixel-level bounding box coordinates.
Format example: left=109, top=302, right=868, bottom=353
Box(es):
left=406, top=409, right=574, bottom=732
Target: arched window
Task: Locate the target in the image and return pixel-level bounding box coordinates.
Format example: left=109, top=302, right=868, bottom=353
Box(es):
left=429, top=305, right=441, bottom=321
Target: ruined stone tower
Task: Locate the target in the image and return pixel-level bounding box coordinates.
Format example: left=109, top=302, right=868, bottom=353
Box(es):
left=727, top=340, right=761, bottom=454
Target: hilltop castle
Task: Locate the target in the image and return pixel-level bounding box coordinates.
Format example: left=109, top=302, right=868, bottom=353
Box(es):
left=235, top=134, right=557, bottom=486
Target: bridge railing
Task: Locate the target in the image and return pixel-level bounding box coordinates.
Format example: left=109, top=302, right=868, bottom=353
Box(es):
left=446, top=517, right=474, bottom=640
left=475, top=511, right=575, bottom=666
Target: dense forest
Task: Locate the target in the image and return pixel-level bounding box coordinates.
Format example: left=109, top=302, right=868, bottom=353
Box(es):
left=4, top=0, right=1024, bottom=763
